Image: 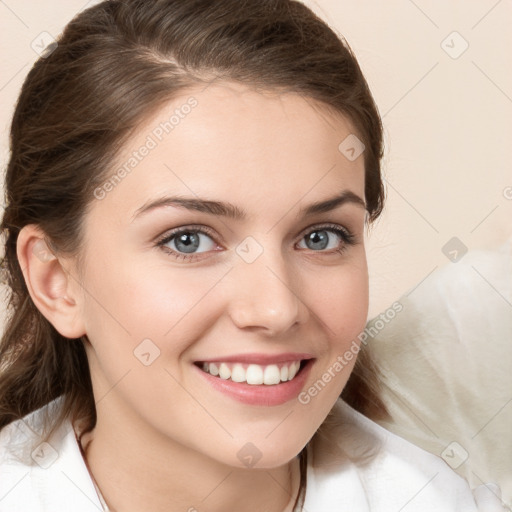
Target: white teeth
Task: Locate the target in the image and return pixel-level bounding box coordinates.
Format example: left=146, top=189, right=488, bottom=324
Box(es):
left=246, top=364, right=263, bottom=385
left=263, top=364, right=281, bottom=385
left=231, top=363, right=246, bottom=383
left=209, top=362, right=219, bottom=376
left=218, top=363, right=231, bottom=380
left=200, top=360, right=303, bottom=385
left=288, top=361, right=300, bottom=380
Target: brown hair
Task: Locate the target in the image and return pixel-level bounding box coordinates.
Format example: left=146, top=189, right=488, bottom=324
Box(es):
left=0, top=0, right=388, bottom=509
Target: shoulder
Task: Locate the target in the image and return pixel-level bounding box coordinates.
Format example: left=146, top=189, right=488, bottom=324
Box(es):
left=0, top=396, right=62, bottom=475
left=303, top=399, right=490, bottom=511
left=0, top=396, right=103, bottom=512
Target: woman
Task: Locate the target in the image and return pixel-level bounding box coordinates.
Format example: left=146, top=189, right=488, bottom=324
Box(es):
left=0, top=1, right=503, bottom=510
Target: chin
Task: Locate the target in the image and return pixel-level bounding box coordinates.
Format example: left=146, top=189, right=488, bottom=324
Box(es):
left=219, top=430, right=311, bottom=471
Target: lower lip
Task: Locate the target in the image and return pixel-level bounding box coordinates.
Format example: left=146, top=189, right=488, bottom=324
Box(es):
left=194, top=359, right=314, bottom=406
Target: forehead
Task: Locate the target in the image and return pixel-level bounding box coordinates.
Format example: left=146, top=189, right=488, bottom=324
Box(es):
left=89, top=81, right=365, bottom=224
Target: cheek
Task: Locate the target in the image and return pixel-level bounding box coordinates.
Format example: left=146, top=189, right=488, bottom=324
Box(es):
left=82, top=255, right=230, bottom=358
left=306, top=259, right=369, bottom=342
left=293, top=262, right=368, bottom=442
left=298, top=257, right=368, bottom=402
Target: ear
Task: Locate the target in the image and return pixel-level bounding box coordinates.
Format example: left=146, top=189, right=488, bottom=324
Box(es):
left=16, top=224, right=86, bottom=339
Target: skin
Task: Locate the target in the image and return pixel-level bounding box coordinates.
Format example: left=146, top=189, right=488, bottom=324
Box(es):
left=17, top=81, right=369, bottom=512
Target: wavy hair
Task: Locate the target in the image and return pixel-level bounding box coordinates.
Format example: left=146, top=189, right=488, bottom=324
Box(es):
left=0, top=1, right=388, bottom=509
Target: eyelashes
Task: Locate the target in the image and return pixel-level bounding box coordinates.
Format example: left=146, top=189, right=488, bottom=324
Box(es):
left=156, top=225, right=220, bottom=261
left=155, top=223, right=357, bottom=262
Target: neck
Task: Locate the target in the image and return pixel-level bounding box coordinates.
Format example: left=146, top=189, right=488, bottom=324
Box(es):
left=77, top=407, right=301, bottom=512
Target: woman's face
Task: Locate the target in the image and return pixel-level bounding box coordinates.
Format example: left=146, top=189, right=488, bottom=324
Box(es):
left=74, top=81, right=368, bottom=468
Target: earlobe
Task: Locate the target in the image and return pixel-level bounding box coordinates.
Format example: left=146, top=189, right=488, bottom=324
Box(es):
left=16, top=224, right=86, bottom=339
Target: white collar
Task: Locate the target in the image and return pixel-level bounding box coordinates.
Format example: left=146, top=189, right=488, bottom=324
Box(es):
left=0, top=396, right=494, bottom=511
left=0, top=397, right=104, bottom=511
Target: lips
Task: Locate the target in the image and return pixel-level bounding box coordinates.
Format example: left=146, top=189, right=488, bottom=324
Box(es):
left=193, top=352, right=314, bottom=405
left=193, top=356, right=315, bottom=406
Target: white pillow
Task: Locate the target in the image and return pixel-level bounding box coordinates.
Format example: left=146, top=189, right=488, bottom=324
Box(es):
left=368, top=237, right=512, bottom=508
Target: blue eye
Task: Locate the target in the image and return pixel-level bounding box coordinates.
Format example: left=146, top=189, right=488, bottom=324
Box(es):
left=156, top=227, right=218, bottom=261
left=297, top=224, right=355, bottom=254
left=156, top=223, right=356, bottom=262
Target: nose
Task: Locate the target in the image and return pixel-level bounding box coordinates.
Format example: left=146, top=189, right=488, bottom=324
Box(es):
left=226, top=245, right=309, bottom=336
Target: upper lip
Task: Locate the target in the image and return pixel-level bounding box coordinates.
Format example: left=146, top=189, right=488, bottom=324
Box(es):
left=195, top=353, right=314, bottom=365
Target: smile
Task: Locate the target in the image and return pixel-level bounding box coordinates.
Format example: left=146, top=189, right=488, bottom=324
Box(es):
left=198, top=360, right=302, bottom=385
left=193, top=353, right=315, bottom=406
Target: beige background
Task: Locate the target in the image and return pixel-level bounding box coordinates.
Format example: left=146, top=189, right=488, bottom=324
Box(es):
left=1, top=0, right=511, bottom=321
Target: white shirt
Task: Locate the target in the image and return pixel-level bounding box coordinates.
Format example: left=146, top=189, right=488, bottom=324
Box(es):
left=0, top=396, right=505, bottom=511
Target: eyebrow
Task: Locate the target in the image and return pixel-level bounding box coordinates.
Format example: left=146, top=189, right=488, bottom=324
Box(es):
left=131, top=190, right=366, bottom=223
